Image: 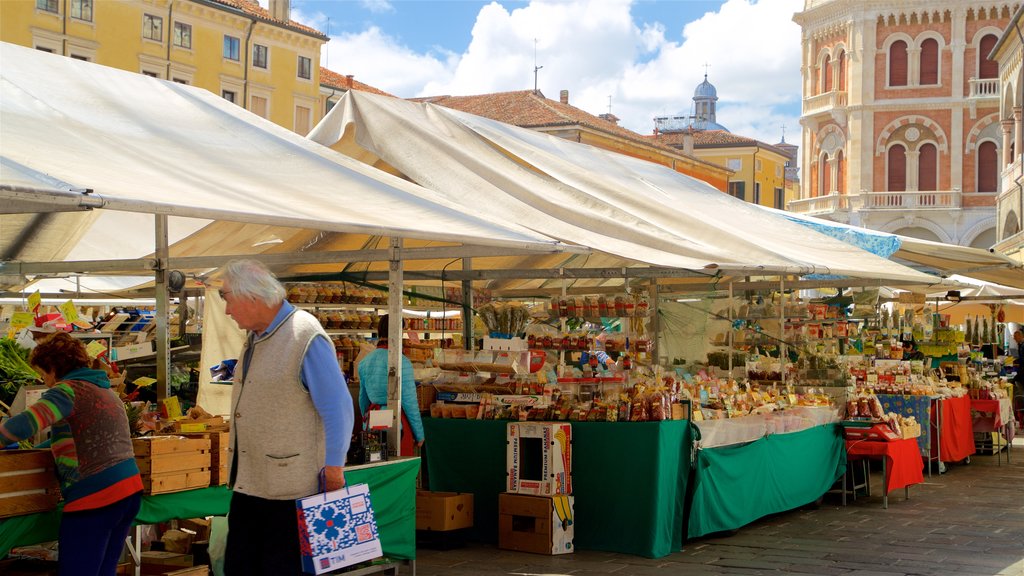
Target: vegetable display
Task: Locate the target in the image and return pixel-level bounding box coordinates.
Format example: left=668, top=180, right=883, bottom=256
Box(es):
left=0, top=338, right=39, bottom=407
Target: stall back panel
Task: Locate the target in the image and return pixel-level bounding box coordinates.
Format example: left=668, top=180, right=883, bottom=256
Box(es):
left=423, top=418, right=693, bottom=558
left=571, top=420, right=692, bottom=558
left=687, top=424, right=845, bottom=539
left=424, top=419, right=508, bottom=542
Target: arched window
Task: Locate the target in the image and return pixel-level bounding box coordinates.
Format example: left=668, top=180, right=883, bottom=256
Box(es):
left=888, top=144, right=907, bottom=191
left=978, top=140, right=998, bottom=192
left=836, top=150, right=845, bottom=195
left=837, top=50, right=846, bottom=91
left=979, top=34, right=999, bottom=79
left=823, top=54, right=833, bottom=92
left=889, top=40, right=908, bottom=86
left=918, top=143, right=937, bottom=191
left=920, top=38, right=939, bottom=85
left=819, top=155, right=830, bottom=195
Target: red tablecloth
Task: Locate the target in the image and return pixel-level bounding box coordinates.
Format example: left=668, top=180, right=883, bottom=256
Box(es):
left=846, top=438, right=924, bottom=495
left=931, top=395, right=976, bottom=462
left=971, top=397, right=1015, bottom=442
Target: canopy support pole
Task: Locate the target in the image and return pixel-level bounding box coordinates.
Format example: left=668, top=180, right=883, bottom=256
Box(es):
left=154, top=214, right=169, bottom=401
left=649, top=279, right=660, bottom=364
left=461, top=258, right=473, bottom=350
left=387, top=237, right=404, bottom=457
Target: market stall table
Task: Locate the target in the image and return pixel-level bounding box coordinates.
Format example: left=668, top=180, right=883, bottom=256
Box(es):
left=844, top=438, right=923, bottom=509
left=687, top=423, right=845, bottom=538
left=422, top=418, right=692, bottom=558
left=0, top=458, right=419, bottom=565
left=875, top=394, right=937, bottom=472
left=971, top=397, right=1014, bottom=465
left=932, top=395, right=976, bottom=464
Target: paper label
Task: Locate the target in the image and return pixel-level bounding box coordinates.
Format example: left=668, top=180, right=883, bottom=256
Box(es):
left=162, top=396, right=183, bottom=420
left=133, top=376, right=157, bottom=388
left=28, top=291, right=41, bottom=314
left=85, top=340, right=108, bottom=359
left=58, top=300, right=79, bottom=323
left=10, top=312, right=34, bottom=329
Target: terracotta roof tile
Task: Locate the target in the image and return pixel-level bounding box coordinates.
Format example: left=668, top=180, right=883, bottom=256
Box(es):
left=413, top=90, right=719, bottom=164
left=208, top=0, right=327, bottom=39
left=647, top=129, right=791, bottom=157
left=320, top=68, right=395, bottom=97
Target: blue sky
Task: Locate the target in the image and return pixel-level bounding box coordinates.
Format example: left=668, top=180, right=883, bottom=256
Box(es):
left=275, top=0, right=804, bottom=144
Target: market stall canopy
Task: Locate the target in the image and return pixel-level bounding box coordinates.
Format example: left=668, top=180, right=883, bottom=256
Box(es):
left=0, top=42, right=567, bottom=291
left=308, top=91, right=939, bottom=286
left=769, top=208, right=1024, bottom=289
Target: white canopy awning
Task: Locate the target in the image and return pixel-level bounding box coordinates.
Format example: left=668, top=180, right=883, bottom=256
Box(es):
left=0, top=41, right=565, bottom=289
left=309, top=91, right=940, bottom=286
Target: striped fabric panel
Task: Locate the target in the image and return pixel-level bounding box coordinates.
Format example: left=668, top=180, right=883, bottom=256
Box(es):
left=24, top=383, right=75, bottom=431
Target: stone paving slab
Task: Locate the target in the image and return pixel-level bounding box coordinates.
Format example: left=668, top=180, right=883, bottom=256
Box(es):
left=412, top=442, right=1024, bottom=575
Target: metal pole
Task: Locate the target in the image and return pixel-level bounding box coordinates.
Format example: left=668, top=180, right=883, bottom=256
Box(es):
left=462, top=258, right=473, bottom=350
left=154, top=214, right=169, bottom=401
left=387, top=237, right=404, bottom=456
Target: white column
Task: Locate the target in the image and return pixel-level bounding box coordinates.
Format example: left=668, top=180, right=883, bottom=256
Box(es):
left=908, top=47, right=921, bottom=86
left=906, top=149, right=920, bottom=192
left=1002, top=118, right=1013, bottom=165
left=1014, top=106, right=1022, bottom=161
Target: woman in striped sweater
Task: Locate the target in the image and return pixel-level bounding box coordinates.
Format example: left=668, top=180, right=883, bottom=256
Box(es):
left=1, top=332, right=142, bottom=576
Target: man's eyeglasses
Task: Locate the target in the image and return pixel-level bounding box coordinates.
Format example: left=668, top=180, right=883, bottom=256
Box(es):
left=219, top=290, right=232, bottom=300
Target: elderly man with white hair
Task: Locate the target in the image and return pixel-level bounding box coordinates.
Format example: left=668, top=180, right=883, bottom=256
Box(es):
left=217, top=259, right=354, bottom=576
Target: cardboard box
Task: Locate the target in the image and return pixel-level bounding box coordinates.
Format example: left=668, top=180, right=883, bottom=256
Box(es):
left=498, top=493, right=573, bottom=555
left=140, top=551, right=193, bottom=574
left=506, top=422, right=571, bottom=496
left=416, top=491, right=473, bottom=531
left=113, top=341, right=155, bottom=361
left=0, top=450, right=61, bottom=519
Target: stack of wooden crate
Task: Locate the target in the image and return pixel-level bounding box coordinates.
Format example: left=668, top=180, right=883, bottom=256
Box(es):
left=133, top=437, right=211, bottom=494
left=0, top=450, right=61, bottom=518
left=176, top=432, right=229, bottom=485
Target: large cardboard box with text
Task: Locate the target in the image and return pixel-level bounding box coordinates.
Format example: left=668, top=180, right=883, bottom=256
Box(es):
left=498, top=493, right=574, bottom=555
left=506, top=422, right=572, bottom=496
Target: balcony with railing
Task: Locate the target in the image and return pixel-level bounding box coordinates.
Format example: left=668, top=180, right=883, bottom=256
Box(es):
left=788, top=190, right=969, bottom=215
left=968, top=77, right=999, bottom=100
left=802, top=90, right=848, bottom=116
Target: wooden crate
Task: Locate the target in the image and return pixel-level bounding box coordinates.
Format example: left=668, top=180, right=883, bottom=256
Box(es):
left=175, top=432, right=229, bottom=486
left=134, top=437, right=211, bottom=495
left=0, top=450, right=61, bottom=519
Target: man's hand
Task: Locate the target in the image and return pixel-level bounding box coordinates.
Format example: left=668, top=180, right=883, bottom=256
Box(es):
left=324, top=465, right=346, bottom=491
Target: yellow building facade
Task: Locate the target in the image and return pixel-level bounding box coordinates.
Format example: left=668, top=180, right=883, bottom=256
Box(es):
left=0, top=0, right=326, bottom=134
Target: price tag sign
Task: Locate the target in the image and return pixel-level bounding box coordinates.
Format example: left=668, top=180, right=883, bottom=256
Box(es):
left=10, top=312, right=34, bottom=330
left=162, top=396, right=183, bottom=420
left=86, top=340, right=108, bottom=359
left=28, top=291, right=41, bottom=314
left=58, top=300, right=79, bottom=324
left=133, top=376, right=157, bottom=388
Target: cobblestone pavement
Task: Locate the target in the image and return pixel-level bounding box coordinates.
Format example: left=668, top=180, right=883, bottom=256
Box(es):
left=414, top=440, right=1024, bottom=576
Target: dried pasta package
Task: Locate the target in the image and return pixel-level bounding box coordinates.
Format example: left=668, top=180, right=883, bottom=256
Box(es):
left=845, top=399, right=859, bottom=418
left=630, top=400, right=649, bottom=422
left=648, top=391, right=668, bottom=421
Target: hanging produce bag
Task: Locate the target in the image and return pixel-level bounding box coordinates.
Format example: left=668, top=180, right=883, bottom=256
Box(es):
left=296, top=483, right=383, bottom=574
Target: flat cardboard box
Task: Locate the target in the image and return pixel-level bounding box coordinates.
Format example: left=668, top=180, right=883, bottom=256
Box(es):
left=0, top=450, right=61, bottom=519
left=507, top=422, right=572, bottom=496
left=498, top=493, right=573, bottom=555
left=140, top=551, right=192, bottom=569
left=416, top=491, right=473, bottom=531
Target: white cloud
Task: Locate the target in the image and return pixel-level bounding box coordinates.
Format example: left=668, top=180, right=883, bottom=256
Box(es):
left=322, top=0, right=803, bottom=144
left=360, top=0, right=395, bottom=14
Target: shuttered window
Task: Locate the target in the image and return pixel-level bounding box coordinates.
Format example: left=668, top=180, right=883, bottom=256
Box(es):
left=918, top=143, right=937, bottom=191
left=920, top=39, right=939, bottom=85
left=888, top=145, right=907, bottom=191
left=979, top=34, right=999, bottom=79
left=823, top=55, right=833, bottom=92
left=889, top=40, right=908, bottom=86
left=978, top=141, right=998, bottom=192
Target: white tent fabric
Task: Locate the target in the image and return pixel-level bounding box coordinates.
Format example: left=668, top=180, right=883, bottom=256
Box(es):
left=768, top=207, right=1024, bottom=289
left=0, top=42, right=564, bottom=279
left=309, top=91, right=940, bottom=285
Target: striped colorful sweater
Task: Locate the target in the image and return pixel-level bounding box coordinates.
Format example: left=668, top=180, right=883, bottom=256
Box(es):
left=1, top=368, right=142, bottom=512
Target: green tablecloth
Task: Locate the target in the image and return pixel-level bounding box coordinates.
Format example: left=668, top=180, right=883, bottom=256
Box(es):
left=687, top=423, right=845, bottom=538
left=422, top=418, right=693, bottom=558
left=0, top=458, right=419, bottom=560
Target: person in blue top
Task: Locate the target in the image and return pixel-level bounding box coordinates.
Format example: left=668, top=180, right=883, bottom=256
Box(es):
left=217, top=259, right=354, bottom=576
left=358, top=315, right=424, bottom=456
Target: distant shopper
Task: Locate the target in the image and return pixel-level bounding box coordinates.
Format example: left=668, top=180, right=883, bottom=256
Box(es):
left=358, top=314, right=424, bottom=456
left=218, top=259, right=354, bottom=576
left=902, top=340, right=925, bottom=361
left=1013, top=330, right=1024, bottom=398
left=0, top=332, right=143, bottom=576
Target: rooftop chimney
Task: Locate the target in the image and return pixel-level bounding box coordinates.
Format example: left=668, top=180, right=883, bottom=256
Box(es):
left=559, top=90, right=569, bottom=104
left=269, top=0, right=290, bottom=22
left=683, top=133, right=694, bottom=156
left=345, top=74, right=354, bottom=89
